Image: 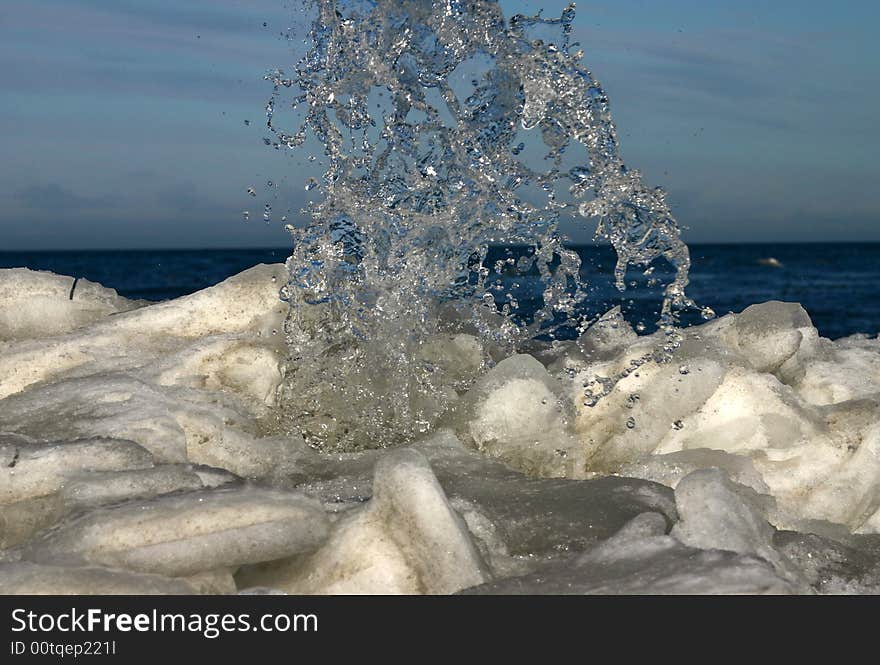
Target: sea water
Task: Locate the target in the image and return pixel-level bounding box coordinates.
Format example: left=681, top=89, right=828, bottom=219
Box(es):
left=3, top=244, right=878, bottom=340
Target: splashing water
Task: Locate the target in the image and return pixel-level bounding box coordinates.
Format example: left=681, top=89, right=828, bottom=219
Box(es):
left=265, top=0, right=700, bottom=452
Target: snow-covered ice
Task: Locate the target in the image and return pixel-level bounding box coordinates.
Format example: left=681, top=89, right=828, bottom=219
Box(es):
left=2, top=266, right=880, bottom=594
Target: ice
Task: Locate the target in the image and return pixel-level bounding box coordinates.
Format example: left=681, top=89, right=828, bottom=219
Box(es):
left=772, top=531, right=880, bottom=594
left=2, top=261, right=880, bottom=593
left=797, top=421, right=880, bottom=529
left=0, top=268, right=144, bottom=342
left=797, top=337, right=880, bottom=405
left=0, top=374, right=303, bottom=479
left=463, top=512, right=798, bottom=595
left=654, top=367, right=826, bottom=454
left=285, top=430, right=678, bottom=571
left=0, top=562, right=199, bottom=595
left=0, top=435, right=153, bottom=505
left=182, top=569, right=238, bottom=595
left=552, top=301, right=880, bottom=534
left=1, top=495, right=66, bottom=549
left=574, top=355, right=726, bottom=471
left=670, top=469, right=806, bottom=586
left=570, top=307, right=640, bottom=361
left=723, top=301, right=818, bottom=375
left=153, top=338, right=284, bottom=406
left=620, top=449, right=771, bottom=494
left=0, top=457, right=240, bottom=558
left=0, top=377, right=206, bottom=463
left=21, top=487, right=330, bottom=577
left=0, top=264, right=297, bottom=478
left=59, top=465, right=206, bottom=510
left=0, top=263, right=287, bottom=402
left=237, top=450, right=488, bottom=594
left=417, top=333, right=486, bottom=388
left=448, top=354, right=586, bottom=477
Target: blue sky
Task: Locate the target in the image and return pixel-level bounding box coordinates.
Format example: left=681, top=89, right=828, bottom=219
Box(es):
left=1, top=0, right=878, bottom=249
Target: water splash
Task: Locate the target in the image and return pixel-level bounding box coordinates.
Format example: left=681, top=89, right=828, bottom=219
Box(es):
left=266, top=0, right=699, bottom=451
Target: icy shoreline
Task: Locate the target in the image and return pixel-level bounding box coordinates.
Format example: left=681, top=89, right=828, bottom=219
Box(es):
left=1, top=265, right=879, bottom=594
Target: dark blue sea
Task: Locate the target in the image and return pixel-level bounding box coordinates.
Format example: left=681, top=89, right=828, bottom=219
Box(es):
left=1, top=243, right=877, bottom=340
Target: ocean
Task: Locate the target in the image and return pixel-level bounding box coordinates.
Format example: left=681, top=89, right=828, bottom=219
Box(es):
left=1, top=243, right=878, bottom=340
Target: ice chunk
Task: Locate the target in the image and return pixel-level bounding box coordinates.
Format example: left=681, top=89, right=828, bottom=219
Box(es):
left=574, top=355, right=726, bottom=471
left=0, top=437, right=169, bottom=547
left=0, top=263, right=287, bottom=401
left=0, top=562, right=198, bottom=595
left=288, top=431, right=679, bottom=562
left=450, top=354, right=585, bottom=477
left=417, top=333, right=485, bottom=387
left=798, top=341, right=880, bottom=405
left=575, top=306, right=639, bottom=359
left=798, top=421, right=880, bottom=529
left=0, top=377, right=191, bottom=462
left=695, top=301, right=820, bottom=383
left=731, top=302, right=813, bottom=372
left=0, top=374, right=294, bottom=475
left=654, top=367, right=826, bottom=457
left=238, top=450, right=488, bottom=594
left=182, top=568, right=238, bottom=595
left=0, top=495, right=66, bottom=549
left=60, top=465, right=205, bottom=510
left=22, top=487, right=330, bottom=577
left=99, top=263, right=288, bottom=340
left=0, top=268, right=143, bottom=342
left=639, top=366, right=880, bottom=529
left=671, top=469, right=805, bottom=586
left=153, top=338, right=283, bottom=406
left=447, top=496, right=519, bottom=577
left=0, top=436, right=153, bottom=504
left=620, top=448, right=771, bottom=494
left=177, top=414, right=310, bottom=479
left=463, top=512, right=797, bottom=594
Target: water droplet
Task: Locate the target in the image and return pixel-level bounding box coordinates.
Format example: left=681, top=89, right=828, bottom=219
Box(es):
left=625, top=417, right=636, bottom=429
left=247, top=187, right=257, bottom=197
left=672, top=419, right=684, bottom=430
left=678, top=365, right=690, bottom=375
left=264, top=1, right=704, bottom=452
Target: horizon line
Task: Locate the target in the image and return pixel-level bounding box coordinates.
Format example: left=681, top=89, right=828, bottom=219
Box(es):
left=2, top=239, right=880, bottom=253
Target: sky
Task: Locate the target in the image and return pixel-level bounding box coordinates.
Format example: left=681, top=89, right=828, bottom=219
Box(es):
left=1, top=0, right=878, bottom=249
